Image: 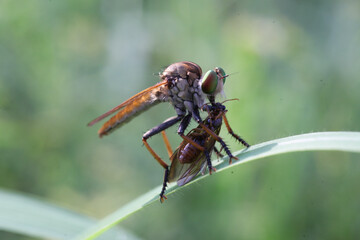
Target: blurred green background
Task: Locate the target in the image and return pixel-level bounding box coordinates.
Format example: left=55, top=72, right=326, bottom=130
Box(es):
left=1, top=0, right=360, bottom=239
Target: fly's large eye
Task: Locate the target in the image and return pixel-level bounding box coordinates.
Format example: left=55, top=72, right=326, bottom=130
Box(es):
left=201, top=70, right=218, bottom=94
left=215, top=67, right=226, bottom=84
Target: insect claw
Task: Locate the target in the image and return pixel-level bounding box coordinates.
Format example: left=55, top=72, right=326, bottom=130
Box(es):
left=229, top=156, right=238, bottom=164
left=160, top=195, right=168, bottom=203
left=216, top=152, right=224, bottom=158
left=208, top=167, right=217, bottom=175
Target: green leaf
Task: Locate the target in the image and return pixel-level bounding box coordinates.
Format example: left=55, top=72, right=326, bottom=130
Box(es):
left=76, top=131, right=360, bottom=240
left=0, top=189, right=139, bottom=240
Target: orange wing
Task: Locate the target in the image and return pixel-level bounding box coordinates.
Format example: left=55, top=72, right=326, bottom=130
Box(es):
left=88, top=81, right=169, bottom=137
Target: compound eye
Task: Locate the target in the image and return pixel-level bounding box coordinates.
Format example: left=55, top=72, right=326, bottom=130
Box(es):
left=215, top=67, right=227, bottom=84
left=201, top=70, right=218, bottom=94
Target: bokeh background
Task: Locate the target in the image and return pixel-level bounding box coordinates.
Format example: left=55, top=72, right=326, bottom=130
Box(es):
left=1, top=0, right=360, bottom=239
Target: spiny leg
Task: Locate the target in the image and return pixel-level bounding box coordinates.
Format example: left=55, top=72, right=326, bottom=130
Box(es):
left=197, top=122, right=237, bottom=163
left=222, top=114, right=250, bottom=148
left=205, top=149, right=216, bottom=174
left=160, top=167, right=170, bottom=203
left=216, top=138, right=238, bottom=164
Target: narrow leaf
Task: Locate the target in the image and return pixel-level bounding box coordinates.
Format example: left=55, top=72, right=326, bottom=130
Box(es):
left=0, top=190, right=139, bottom=240
left=76, top=131, right=360, bottom=239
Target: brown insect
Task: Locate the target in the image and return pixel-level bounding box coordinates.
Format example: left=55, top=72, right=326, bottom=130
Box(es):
left=159, top=101, right=250, bottom=202
left=88, top=62, right=229, bottom=170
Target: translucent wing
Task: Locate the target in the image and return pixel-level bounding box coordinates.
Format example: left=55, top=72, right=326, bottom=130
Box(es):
left=168, top=139, right=218, bottom=186
left=168, top=123, right=221, bottom=186
left=177, top=153, right=208, bottom=186
left=168, top=147, right=207, bottom=186
left=87, top=81, right=168, bottom=137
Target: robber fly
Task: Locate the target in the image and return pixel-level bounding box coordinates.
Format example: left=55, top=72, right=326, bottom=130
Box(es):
left=159, top=101, right=250, bottom=202
left=88, top=61, right=228, bottom=169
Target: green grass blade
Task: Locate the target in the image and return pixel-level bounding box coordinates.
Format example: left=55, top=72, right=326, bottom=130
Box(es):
left=0, top=189, right=139, bottom=240
left=76, top=131, right=360, bottom=240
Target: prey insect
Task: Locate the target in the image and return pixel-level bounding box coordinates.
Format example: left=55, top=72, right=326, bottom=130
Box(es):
left=88, top=61, right=228, bottom=170
left=159, top=101, right=250, bottom=202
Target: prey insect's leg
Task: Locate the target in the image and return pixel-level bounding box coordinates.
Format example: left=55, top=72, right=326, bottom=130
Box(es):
left=222, top=114, right=250, bottom=148
left=161, top=131, right=173, bottom=159
left=160, top=167, right=170, bottom=203
left=142, top=115, right=183, bottom=169
left=198, top=122, right=238, bottom=164
left=178, top=135, right=205, bottom=151
left=216, top=139, right=237, bottom=164
left=213, top=146, right=224, bottom=158
left=205, top=149, right=216, bottom=175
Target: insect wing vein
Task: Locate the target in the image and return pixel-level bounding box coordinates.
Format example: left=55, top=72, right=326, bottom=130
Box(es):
left=88, top=81, right=168, bottom=126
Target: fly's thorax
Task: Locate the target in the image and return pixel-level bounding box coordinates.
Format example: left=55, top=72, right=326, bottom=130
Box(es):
left=168, top=76, right=205, bottom=115
left=161, top=61, right=202, bottom=80
left=161, top=61, right=205, bottom=115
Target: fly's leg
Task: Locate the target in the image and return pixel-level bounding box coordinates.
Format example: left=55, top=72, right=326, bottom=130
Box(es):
left=143, top=115, right=192, bottom=203
left=177, top=113, right=206, bottom=151
left=142, top=115, right=183, bottom=169
left=177, top=113, right=192, bottom=134
left=222, top=114, right=250, bottom=148
left=161, top=131, right=173, bottom=159
left=160, top=167, right=170, bottom=203
left=142, top=138, right=169, bottom=169
left=143, top=113, right=197, bottom=167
